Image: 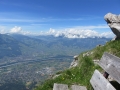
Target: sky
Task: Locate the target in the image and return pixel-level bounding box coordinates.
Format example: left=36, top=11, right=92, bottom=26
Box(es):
left=0, top=0, right=120, bottom=38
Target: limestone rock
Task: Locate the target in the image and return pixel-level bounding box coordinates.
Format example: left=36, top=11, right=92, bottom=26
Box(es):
left=96, top=44, right=104, bottom=47
left=83, top=51, right=93, bottom=57
left=104, top=13, right=120, bottom=40
left=52, top=74, right=61, bottom=79
left=69, top=55, right=79, bottom=68
left=93, top=59, right=99, bottom=65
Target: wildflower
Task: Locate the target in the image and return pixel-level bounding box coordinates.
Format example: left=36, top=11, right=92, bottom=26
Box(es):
left=72, top=74, right=75, bottom=77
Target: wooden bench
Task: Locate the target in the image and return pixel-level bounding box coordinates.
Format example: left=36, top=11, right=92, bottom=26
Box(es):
left=90, top=52, right=120, bottom=90
left=53, top=83, right=69, bottom=90
left=53, top=83, right=87, bottom=90
left=53, top=52, right=120, bottom=90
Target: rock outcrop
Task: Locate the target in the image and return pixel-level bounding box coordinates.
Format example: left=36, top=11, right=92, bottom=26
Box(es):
left=104, top=13, right=120, bottom=40
left=69, top=55, right=79, bottom=68
left=83, top=51, right=93, bottom=57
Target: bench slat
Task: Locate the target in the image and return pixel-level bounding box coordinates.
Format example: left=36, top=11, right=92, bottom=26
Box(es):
left=90, top=70, right=116, bottom=90
left=53, top=83, right=69, bottom=90
left=71, top=85, right=87, bottom=90
left=99, top=52, right=120, bottom=84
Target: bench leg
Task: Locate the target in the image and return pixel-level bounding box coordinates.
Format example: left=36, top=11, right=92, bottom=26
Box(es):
left=103, top=71, right=109, bottom=79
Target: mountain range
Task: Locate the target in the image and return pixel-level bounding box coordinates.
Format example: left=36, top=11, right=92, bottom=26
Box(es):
left=0, top=33, right=112, bottom=90
left=0, top=33, right=111, bottom=60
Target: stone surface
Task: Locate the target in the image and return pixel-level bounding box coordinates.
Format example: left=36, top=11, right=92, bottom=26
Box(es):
left=52, top=74, right=61, bottom=79
left=83, top=51, right=93, bottom=57
left=93, top=59, right=99, bottom=65
left=104, top=13, right=120, bottom=40
left=73, top=55, right=78, bottom=60
left=69, top=55, right=79, bottom=68
left=69, top=59, right=78, bottom=68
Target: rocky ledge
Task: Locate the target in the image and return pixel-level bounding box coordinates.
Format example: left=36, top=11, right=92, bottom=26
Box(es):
left=104, top=13, right=120, bottom=40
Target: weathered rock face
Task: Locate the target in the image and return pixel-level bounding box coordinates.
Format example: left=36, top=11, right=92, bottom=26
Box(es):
left=104, top=13, right=120, bottom=40
left=69, top=55, right=79, bottom=68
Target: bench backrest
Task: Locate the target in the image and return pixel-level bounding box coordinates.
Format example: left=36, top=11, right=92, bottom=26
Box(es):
left=90, top=52, right=120, bottom=90
left=98, top=52, right=120, bottom=84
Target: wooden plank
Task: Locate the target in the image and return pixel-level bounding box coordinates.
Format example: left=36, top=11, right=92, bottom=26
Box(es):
left=71, top=85, right=87, bottom=90
left=90, top=70, right=116, bottom=90
left=53, top=83, right=69, bottom=90
left=99, top=52, right=120, bottom=84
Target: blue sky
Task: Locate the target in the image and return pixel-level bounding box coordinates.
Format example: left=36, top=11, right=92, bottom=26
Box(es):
left=0, top=0, right=120, bottom=37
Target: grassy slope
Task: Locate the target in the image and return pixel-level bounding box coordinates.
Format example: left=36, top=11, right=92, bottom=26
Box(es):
left=34, top=40, right=120, bottom=90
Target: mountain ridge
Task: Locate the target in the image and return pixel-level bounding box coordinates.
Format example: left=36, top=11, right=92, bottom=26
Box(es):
left=0, top=33, right=111, bottom=59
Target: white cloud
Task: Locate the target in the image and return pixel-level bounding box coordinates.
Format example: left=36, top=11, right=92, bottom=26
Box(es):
left=10, top=26, right=22, bottom=33
left=0, top=26, right=7, bottom=34
left=9, top=26, right=39, bottom=35
left=100, top=32, right=114, bottom=38
left=42, top=27, right=114, bottom=38
left=0, top=29, right=5, bottom=34
left=43, top=25, right=113, bottom=38
left=0, top=25, right=114, bottom=38
left=71, top=25, right=109, bottom=30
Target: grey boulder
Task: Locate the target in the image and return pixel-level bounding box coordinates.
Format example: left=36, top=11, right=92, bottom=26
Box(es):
left=104, top=13, right=120, bottom=40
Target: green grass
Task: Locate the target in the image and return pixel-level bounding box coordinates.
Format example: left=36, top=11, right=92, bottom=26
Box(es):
left=34, top=40, right=120, bottom=90
left=92, top=40, right=120, bottom=59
